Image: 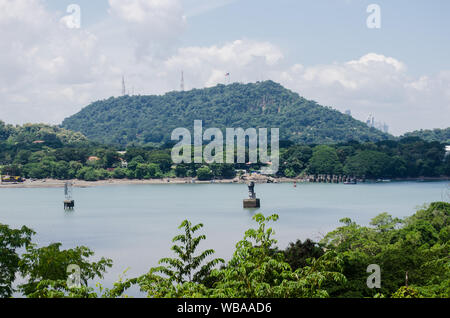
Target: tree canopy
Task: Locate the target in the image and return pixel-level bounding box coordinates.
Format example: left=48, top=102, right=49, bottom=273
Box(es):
left=62, top=81, right=391, bottom=147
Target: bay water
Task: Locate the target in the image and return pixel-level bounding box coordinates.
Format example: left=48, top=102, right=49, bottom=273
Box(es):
left=1, top=181, right=448, bottom=296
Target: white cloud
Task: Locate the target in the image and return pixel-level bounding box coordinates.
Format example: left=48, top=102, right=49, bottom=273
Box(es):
left=107, top=0, right=186, bottom=60
left=183, top=0, right=238, bottom=18
left=109, top=0, right=183, bottom=24
left=0, top=0, right=448, bottom=136
left=164, top=40, right=283, bottom=87
left=168, top=39, right=283, bottom=70
left=0, top=0, right=107, bottom=123
left=275, top=53, right=450, bottom=135
left=0, top=0, right=186, bottom=124
left=347, top=53, right=406, bottom=72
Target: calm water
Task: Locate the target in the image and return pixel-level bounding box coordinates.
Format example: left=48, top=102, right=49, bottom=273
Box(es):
left=1, top=181, right=448, bottom=295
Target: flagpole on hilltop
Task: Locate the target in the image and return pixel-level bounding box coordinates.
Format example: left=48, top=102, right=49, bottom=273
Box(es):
left=225, top=72, right=231, bottom=85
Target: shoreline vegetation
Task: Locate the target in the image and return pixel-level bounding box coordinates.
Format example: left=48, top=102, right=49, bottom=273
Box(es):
left=1, top=122, right=449, bottom=188
left=1, top=176, right=448, bottom=189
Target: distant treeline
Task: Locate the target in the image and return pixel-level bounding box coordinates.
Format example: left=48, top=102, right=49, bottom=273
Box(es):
left=279, top=137, right=449, bottom=179
left=402, top=127, right=450, bottom=144
left=0, top=123, right=449, bottom=181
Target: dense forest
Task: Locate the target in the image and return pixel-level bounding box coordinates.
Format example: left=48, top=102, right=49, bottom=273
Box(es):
left=1, top=202, right=448, bottom=298
left=1, top=122, right=449, bottom=180
left=0, top=121, right=88, bottom=146
left=61, top=81, right=391, bottom=146
left=402, top=128, right=450, bottom=144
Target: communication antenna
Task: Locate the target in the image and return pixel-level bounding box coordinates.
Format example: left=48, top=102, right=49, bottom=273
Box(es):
left=180, top=71, right=185, bottom=91
left=64, top=181, right=75, bottom=210
left=122, top=76, right=126, bottom=96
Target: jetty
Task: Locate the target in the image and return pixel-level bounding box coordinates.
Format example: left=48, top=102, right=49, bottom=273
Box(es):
left=304, top=175, right=362, bottom=184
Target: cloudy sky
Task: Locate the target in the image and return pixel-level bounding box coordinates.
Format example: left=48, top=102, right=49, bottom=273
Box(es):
left=0, top=0, right=449, bottom=135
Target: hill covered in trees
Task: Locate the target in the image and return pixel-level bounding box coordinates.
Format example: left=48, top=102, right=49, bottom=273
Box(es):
left=62, top=81, right=391, bottom=147
left=0, top=121, right=88, bottom=147
left=402, top=128, right=450, bottom=144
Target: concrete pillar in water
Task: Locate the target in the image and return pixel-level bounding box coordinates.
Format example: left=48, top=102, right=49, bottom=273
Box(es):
left=64, top=181, right=75, bottom=210
left=243, top=181, right=261, bottom=208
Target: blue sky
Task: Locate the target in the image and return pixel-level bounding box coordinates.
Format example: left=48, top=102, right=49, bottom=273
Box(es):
left=1, top=0, right=449, bottom=134
left=42, top=0, right=450, bottom=76
left=185, top=0, right=450, bottom=76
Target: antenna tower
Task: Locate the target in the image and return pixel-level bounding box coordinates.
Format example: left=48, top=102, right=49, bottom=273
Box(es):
left=180, top=71, right=185, bottom=91
left=122, top=76, right=126, bottom=96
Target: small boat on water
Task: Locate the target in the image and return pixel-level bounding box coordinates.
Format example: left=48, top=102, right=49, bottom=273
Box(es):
left=344, top=180, right=357, bottom=185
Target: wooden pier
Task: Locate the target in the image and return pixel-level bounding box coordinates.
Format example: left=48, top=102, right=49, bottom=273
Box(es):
left=305, top=175, right=361, bottom=184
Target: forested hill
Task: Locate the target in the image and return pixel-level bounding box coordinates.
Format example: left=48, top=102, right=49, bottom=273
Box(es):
left=62, top=81, right=392, bottom=147
left=0, top=121, right=88, bottom=146
left=402, top=128, right=450, bottom=144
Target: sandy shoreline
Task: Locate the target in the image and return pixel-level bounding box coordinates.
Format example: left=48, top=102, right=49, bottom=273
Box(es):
left=0, top=176, right=448, bottom=189
left=0, top=177, right=282, bottom=189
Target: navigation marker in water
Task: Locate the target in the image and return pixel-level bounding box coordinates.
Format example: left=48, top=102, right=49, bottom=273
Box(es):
left=64, top=181, right=75, bottom=210
left=243, top=181, right=261, bottom=208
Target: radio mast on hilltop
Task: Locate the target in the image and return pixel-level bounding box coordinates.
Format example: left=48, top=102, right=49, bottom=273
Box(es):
left=122, top=76, right=126, bottom=96
left=180, top=71, right=185, bottom=91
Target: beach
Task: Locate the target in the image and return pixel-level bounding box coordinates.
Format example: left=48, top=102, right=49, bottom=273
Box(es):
left=1, top=176, right=447, bottom=189
left=0, top=175, right=295, bottom=188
